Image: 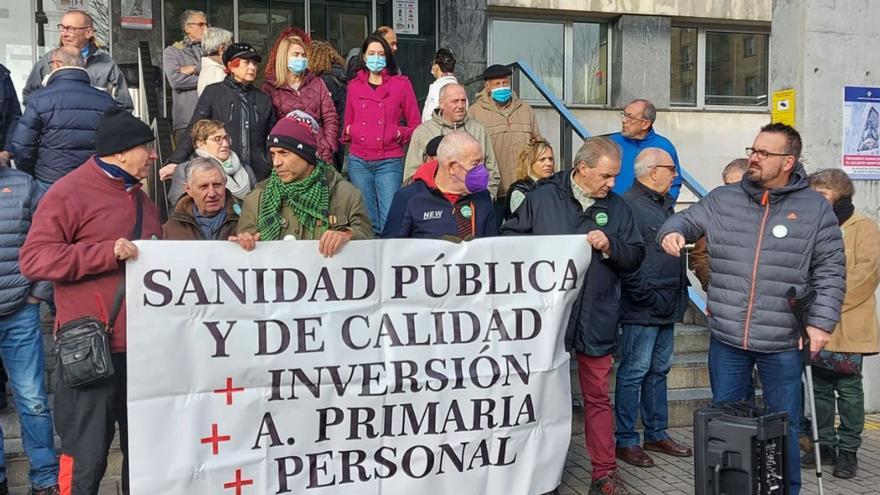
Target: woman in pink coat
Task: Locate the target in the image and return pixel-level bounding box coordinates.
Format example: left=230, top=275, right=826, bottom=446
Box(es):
left=342, top=35, right=420, bottom=234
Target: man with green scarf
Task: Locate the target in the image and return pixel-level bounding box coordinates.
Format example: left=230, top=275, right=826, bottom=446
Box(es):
left=234, top=116, right=373, bottom=255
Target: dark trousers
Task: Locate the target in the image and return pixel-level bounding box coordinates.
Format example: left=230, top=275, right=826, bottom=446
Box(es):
left=172, top=128, right=188, bottom=151
left=813, top=367, right=865, bottom=453
left=55, top=353, right=128, bottom=495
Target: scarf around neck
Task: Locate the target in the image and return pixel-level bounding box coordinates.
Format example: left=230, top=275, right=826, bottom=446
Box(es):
left=833, top=196, right=855, bottom=226
left=257, top=162, right=330, bottom=240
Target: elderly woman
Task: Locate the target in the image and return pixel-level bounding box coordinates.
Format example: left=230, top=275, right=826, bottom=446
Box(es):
left=163, top=157, right=240, bottom=240
left=167, top=119, right=256, bottom=207
left=504, top=138, right=555, bottom=218
left=804, top=168, right=880, bottom=480
left=197, top=27, right=233, bottom=95
left=163, top=42, right=276, bottom=182
left=262, top=35, right=339, bottom=164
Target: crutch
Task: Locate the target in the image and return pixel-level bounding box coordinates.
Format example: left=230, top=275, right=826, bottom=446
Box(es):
left=786, top=286, right=823, bottom=495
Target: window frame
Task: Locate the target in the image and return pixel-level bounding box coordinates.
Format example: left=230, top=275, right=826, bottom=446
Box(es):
left=487, top=15, right=612, bottom=108
left=671, top=24, right=771, bottom=112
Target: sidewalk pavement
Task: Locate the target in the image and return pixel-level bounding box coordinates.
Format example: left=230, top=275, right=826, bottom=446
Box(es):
left=559, top=412, right=880, bottom=495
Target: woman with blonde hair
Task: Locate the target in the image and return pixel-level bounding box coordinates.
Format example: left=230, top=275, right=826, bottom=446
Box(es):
left=505, top=137, right=556, bottom=218
left=262, top=35, right=339, bottom=165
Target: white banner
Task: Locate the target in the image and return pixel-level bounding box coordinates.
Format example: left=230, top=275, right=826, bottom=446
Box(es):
left=126, top=236, right=589, bottom=495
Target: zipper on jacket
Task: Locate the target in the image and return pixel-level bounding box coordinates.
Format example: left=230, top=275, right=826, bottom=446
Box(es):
left=742, top=190, right=771, bottom=349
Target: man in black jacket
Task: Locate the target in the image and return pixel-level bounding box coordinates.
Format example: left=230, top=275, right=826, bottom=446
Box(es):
left=502, top=136, right=644, bottom=495
left=614, top=148, right=691, bottom=469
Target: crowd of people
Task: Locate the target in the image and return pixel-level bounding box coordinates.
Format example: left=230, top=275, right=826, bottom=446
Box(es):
left=0, top=7, right=877, bottom=495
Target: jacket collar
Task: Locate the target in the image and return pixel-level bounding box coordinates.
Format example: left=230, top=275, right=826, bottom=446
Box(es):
left=618, top=127, right=656, bottom=145
left=548, top=169, right=610, bottom=213
left=841, top=211, right=866, bottom=229
left=431, top=108, right=471, bottom=129
left=631, top=179, right=671, bottom=206
left=45, top=67, right=91, bottom=86
left=475, top=91, right=522, bottom=115
left=739, top=161, right=810, bottom=205
left=171, top=190, right=240, bottom=225
left=224, top=74, right=255, bottom=92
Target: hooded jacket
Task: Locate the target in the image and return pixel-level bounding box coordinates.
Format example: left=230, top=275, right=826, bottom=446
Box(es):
left=23, top=42, right=132, bottom=110
left=341, top=69, right=420, bottom=161
left=237, top=167, right=373, bottom=241
left=167, top=75, right=277, bottom=181
left=501, top=170, right=645, bottom=356
left=162, top=191, right=240, bottom=241
left=403, top=108, right=500, bottom=198
left=658, top=164, right=846, bottom=353
left=262, top=71, right=339, bottom=163
left=163, top=39, right=203, bottom=130
left=11, top=68, right=115, bottom=184
left=383, top=160, right=498, bottom=239
left=619, top=180, right=688, bottom=325
left=467, top=91, right=541, bottom=198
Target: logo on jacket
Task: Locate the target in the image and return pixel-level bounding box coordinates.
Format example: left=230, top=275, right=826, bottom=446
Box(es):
left=423, top=210, right=443, bottom=220
left=595, top=212, right=608, bottom=226
left=0, top=187, right=10, bottom=193
left=786, top=212, right=798, bottom=220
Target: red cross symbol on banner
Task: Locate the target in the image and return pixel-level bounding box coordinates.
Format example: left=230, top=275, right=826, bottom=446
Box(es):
left=214, top=376, right=245, bottom=405
left=200, top=423, right=231, bottom=455
left=223, top=469, right=254, bottom=494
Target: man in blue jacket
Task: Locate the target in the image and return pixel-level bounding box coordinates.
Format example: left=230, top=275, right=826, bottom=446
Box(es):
left=609, top=99, right=683, bottom=200
left=614, top=148, right=691, bottom=469
left=0, top=166, right=58, bottom=495
left=11, top=46, right=116, bottom=191
left=502, top=136, right=644, bottom=495
left=383, top=131, right=497, bottom=240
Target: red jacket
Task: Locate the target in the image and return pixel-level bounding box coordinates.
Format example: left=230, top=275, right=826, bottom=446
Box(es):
left=261, top=71, right=339, bottom=163
left=341, top=69, right=420, bottom=161
left=19, top=158, right=162, bottom=352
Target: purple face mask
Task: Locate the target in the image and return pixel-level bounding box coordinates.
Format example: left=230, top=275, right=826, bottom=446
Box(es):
left=464, top=163, right=490, bottom=193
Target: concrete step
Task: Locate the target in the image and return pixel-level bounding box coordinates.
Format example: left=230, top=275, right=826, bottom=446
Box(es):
left=608, top=352, right=710, bottom=391
left=672, top=323, right=709, bottom=354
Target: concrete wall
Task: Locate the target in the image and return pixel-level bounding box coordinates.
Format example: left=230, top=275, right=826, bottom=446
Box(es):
left=488, top=0, right=771, bottom=22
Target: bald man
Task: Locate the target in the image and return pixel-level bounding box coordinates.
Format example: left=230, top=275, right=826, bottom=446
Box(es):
left=614, top=148, right=692, bottom=469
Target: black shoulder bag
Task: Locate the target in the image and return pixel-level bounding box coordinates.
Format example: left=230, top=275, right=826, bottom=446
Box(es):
left=55, top=193, right=143, bottom=388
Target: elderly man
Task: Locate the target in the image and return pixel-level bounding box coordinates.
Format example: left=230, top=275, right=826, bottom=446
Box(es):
left=609, top=99, right=682, bottom=200
left=404, top=83, right=499, bottom=197
left=198, top=27, right=233, bottom=96
left=503, top=137, right=644, bottom=495
left=164, top=9, right=207, bottom=146
left=234, top=115, right=372, bottom=253
left=468, top=64, right=541, bottom=211
left=163, top=157, right=240, bottom=240
left=384, top=131, right=496, bottom=239
left=614, top=148, right=691, bottom=468
left=23, top=10, right=131, bottom=109
left=11, top=46, right=115, bottom=190
left=20, top=106, right=162, bottom=495
left=659, top=123, right=846, bottom=495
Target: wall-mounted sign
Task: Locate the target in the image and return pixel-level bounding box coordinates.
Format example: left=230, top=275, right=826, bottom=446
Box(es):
left=842, top=86, right=880, bottom=179
left=393, top=0, right=418, bottom=35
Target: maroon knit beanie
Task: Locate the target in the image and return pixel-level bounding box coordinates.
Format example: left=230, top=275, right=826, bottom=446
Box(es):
left=266, top=116, right=318, bottom=164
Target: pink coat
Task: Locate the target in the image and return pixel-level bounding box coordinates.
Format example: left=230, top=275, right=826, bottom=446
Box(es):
left=342, top=69, right=420, bottom=161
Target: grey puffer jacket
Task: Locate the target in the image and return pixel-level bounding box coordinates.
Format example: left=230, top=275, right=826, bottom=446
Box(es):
left=658, top=164, right=845, bottom=353
left=0, top=168, right=51, bottom=316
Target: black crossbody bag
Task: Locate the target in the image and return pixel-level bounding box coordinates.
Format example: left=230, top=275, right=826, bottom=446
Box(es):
left=55, top=194, right=143, bottom=388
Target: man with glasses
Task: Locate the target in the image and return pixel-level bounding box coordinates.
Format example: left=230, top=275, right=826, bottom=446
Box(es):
left=11, top=46, right=115, bottom=191
left=658, top=123, right=846, bottom=495
left=22, top=10, right=132, bottom=110
left=614, top=148, right=692, bottom=469
left=609, top=99, right=683, bottom=200
left=164, top=10, right=208, bottom=147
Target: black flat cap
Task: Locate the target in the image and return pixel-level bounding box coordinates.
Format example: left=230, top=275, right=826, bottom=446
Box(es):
left=482, top=64, right=512, bottom=80
left=222, top=42, right=262, bottom=66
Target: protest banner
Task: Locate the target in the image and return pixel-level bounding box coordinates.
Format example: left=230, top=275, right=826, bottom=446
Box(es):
left=126, top=236, right=590, bottom=494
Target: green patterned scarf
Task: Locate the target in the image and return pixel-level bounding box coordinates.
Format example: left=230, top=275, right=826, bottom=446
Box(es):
left=257, top=163, right=330, bottom=240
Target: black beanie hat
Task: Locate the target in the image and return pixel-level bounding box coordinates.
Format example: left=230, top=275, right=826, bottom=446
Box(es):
left=95, top=107, right=155, bottom=156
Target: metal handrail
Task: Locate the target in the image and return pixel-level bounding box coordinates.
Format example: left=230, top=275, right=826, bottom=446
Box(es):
left=465, top=60, right=710, bottom=314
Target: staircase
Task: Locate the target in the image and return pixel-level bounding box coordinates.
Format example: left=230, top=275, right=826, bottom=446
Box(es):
left=0, top=306, right=123, bottom=495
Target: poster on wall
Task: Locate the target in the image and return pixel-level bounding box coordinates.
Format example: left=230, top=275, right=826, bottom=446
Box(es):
left=393, top=0, right=418, bottom=35
left=120, top=0, right=153, bottom=30
left=842, top=86, right=880, bottom=179
left=771, top=89, right=796, bottom=127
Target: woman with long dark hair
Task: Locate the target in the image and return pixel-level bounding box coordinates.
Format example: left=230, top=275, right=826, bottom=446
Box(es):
left=341, top=35, right=420, bottom=235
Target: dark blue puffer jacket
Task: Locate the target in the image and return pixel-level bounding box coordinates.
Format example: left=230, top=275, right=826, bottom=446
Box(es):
left=0, top=167, right=51, bottom=316
left=11, top=68, right=115, bottom=184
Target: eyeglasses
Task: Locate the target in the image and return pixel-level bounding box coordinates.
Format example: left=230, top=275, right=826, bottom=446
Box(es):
left=57, top=24, right=91, bottom=33
left=650, top=164, right=677, bottom=171
left=620, top=112, right=648, bottom=123
left=207, top=135, right=231, bottom=144
left=745, top=147, right=791, bottom=160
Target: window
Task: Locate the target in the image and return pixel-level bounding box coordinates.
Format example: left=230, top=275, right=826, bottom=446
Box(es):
left=490, top=18, right=608, bottom=105
left=671, top=27, right=769, bottom=108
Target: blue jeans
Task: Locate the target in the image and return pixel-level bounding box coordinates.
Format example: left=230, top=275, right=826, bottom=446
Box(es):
left=347, top=155, right=403, bottom=234
left=0, top=303, right=58, bottom=489
left=614, top=323, right=674, bottom=447
left=709, top=338, right=802, bottom=494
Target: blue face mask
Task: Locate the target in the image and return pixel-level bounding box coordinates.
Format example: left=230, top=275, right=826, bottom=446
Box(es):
left=287, top=57, right=308, bottom=74
left=365, top=54, right=387, bottom=73
left=491, top=87, right=512, bottom=104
